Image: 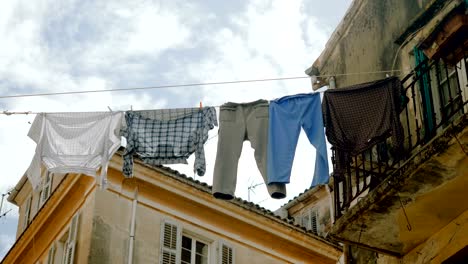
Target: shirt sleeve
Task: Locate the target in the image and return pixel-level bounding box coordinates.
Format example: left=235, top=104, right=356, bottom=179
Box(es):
left=27, top=113, right=44, bottom=143
left=193, top=107, right=218, bottom=176
left=194, top=137, right=206, bottom=176
left=122, top=113, right=135, bottom=177
left=26, top=114, right=45, bottom=190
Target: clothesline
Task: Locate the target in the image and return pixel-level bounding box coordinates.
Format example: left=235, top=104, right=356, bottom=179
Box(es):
left=0, top=69, right=411, bottom=100
left=17, top=77, right=405, bottom=202
left=1, top=107, right=219, bottom=115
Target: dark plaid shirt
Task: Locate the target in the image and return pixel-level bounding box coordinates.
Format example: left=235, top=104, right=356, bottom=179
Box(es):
left=122, top=107, right=217, bottom=177
left=322, top=77, right=406, bottom=155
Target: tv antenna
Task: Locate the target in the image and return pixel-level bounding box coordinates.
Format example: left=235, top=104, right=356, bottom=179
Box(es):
left=0, top=189, right=13, bottom=219
left=247, top=180, right=264, bottom=202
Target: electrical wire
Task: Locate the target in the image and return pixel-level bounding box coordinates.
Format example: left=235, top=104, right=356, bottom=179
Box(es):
left=0, top=69, right=409, bottom=100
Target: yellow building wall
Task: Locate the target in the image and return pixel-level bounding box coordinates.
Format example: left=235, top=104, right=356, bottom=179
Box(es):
left=5, top=160, right=341, bottom=264
left=89, top=174, right=303, bottom=264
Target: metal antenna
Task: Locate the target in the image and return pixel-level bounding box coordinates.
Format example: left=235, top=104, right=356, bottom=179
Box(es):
left=247, top=182, right=264, bottom=202
left=0, top=191, right=12, bottom=219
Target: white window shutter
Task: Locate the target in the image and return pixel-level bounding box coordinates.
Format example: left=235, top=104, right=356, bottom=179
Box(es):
left=219, top=241, right=234, bottom=264
left=41, top=172, right=53, bottom=204
left=46, top=244, right=55, bottom=264
left=23, top=195, right=32, bottom=230
left=160, top=221, right=181, bottom=264
left=64, top=213, right=79, bottom=264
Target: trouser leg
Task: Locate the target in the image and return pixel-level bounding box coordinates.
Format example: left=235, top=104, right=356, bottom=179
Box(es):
left=246, top=101, right=286, bottom=199
left=267, top=100, right=302, bottom=186
left=212, top=105, right=245, bottom=200
left=301, top=93, right=330, bottom=186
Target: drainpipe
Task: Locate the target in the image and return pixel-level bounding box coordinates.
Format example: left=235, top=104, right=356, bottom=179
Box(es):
left=326, top=185, right=335, bottom=224
left=128, top=186, right=138, bottom=264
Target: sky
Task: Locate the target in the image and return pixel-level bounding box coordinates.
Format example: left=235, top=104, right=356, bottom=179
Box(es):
left=0, top=0, right=352, bottom=259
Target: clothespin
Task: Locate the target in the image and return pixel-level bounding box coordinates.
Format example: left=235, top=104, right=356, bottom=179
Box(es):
left=199, top=101, right=203, bottom=109
left=3, top=110, right=12, bottom=116
left=107, top=106, right=113, bottom=112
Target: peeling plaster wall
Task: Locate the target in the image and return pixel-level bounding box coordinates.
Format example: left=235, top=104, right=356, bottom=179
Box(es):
left=88, top=188, right=132, bottom=264
left=315, top=0, right=430, bottom=88
left=376, top=209, right=468, bottom=263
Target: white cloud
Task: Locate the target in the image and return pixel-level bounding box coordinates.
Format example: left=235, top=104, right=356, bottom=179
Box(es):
left=174, top=0, right=333, bottom=209
left=0, top=234, right=15, bottom=258
left=126, top=8, right=191, bottom=55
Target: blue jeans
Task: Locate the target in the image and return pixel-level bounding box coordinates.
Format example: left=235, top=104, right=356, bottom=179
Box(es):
left=267, top=93, right=329, bottom=187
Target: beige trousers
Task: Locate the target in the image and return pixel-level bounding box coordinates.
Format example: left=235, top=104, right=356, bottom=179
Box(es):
left=212, top=100, right=286, bottom=200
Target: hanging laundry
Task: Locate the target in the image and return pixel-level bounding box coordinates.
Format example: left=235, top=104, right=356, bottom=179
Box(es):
left=267, top=93, right=330, bottom=187
left=122, top=107, right=217, bottom=177
left=322, top=77, right=406, bottom=155
left=27, top=112, right=124, bottom=190
left=213, top=100, right=286, bottom=200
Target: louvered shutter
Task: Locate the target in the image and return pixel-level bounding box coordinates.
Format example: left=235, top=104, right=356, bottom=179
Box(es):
left=219, top=242, right=234, bottom=264
left=23, top=195, right=32, bottom=230
left=160, top=221, right=181, bottom=264
left=46, top=244, right=55, bottom=264
left=41, top=172, right=53, bottom=204
left=64, top=213, right=79, bottom=264
left=302, top=211, right=311, bottom=230
left=311, top=210, right=318, bottom=234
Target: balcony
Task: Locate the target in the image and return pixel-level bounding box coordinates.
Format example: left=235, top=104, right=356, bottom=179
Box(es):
left=328, top=53, right=468, bottom=255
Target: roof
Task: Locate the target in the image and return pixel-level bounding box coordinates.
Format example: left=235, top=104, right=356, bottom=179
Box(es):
left=128, top=154, right=340, bottom=248
left=278, top=184, right=328, bottom=211
left=7, top=149, right=341, bottom=251
left=7, top=173, right=28, bottom=204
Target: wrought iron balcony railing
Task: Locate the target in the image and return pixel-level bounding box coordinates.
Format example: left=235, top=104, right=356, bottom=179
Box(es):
left=332, top=52, right=468, bottom=219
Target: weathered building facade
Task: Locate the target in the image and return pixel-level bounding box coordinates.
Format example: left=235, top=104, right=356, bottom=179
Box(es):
left=2, top=152, right=342, bottom=264
left=304, top=0, right=468, bottom=263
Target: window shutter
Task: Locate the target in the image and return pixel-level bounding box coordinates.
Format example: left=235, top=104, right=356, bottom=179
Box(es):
left=302, top=212, right=311, bottom=230
left=219, top=242, right=234, bottom=264
left=46, top=244, right=55, bottom=264
left=41, top=172, right=53, bottom=204
left=160, top=221, right=181, bottom=264
left=23, top=195, right=32, bottom=230
left=64, top=213, right=79, bottom=264
left=311, top=210, right=318, bottom=234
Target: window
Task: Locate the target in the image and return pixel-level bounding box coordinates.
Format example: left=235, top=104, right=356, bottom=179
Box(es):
left=160, top=220, right=231, bottom=264
left=63, top=213, right=79, bottom=264
left=23, top=195, right=32, bottom=231
left=431, top=59, right=464, bottom=124
left=301, top=209, right=319, bottom=234
left=181, top=235, right=209, bottom=264
left=219, top=242, right=234, bottom=264
left=46, top=244, right=55, bottom=264
left=160, top=221, right=180, bottom=264
left=40, top=172, right=53, bottom=205
left=53, top=212, right=79, bottom=264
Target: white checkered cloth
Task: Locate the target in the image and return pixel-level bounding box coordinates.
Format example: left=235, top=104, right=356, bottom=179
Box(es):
left=27, top=112, right=123, bottom=190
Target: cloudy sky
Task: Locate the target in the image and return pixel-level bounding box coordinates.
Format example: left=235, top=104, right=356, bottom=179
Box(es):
left=0, top=0, right=351, bottom=258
